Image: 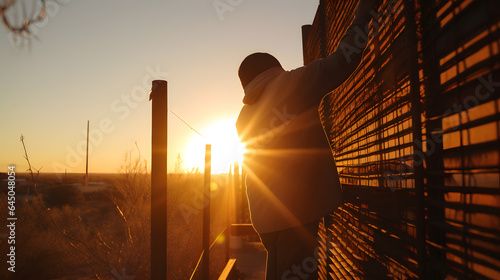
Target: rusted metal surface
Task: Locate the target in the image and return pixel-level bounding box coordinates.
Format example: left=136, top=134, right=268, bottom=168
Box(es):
left=303, top=0, right=500, bottom=279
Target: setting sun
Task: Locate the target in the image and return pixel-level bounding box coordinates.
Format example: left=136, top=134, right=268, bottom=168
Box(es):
left=184, top=119, right=245, bottom=174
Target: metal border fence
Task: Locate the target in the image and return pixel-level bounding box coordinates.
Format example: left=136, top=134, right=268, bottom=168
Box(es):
left=303, top=0, right=500, bottom=279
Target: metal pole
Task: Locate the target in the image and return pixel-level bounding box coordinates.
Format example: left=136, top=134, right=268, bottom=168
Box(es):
left=202, top=144, right=212, bottom=280
left=150, top=80, right=168, bottom=280
left=319, top=0, right=327, bottom=59
left=404, top=1, right=432, bottom=278
left=85, top=120, right=89, bottom=187
left=301, top=24, right=312, bottom=66
left=233, top=162, right=240, bottom=223
left=240, top=165, right=247, bottom=223
left=417, top=1, right=446, bottom=278
left=226, top=164, right=232, bottom=262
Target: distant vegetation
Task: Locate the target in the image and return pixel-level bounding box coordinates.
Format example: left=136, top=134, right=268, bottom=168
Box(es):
left=43, top=184, right=85, bottom=208
left=0, top=152, right=229, bottom=280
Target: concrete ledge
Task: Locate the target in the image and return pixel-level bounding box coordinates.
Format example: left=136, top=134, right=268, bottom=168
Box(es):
left=231, top=223, right=258, bottom=236
left=217, top=258, right=237, bottom=280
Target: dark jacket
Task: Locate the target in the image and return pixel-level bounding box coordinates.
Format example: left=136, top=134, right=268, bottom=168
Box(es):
left=236, top=15, right=370, bottom=233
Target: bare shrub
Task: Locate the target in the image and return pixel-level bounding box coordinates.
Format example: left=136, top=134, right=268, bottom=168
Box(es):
left=43, top=184, right=85, bottom=208
left=1, top=145, right=228, bottom=279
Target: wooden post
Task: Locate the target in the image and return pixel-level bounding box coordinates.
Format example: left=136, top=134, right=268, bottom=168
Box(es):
left=202, top=144, right=212, bottom=280
left=150, top=80, right=168, bottom=280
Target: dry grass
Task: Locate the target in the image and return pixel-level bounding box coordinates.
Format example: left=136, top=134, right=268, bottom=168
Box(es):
left=0, top=151, right=229, bottom=279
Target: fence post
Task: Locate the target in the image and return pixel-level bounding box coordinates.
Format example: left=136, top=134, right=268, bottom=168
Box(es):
left=226, top=164, right=233, bottom=262
left=418, top=1, right=446, bottom=278
left=233, top=162, right=241, bottom=223
left=85, top=120, right=89, bottom=187
left=319, top=0, right=327, bottom=58
left=302, top=24, right=312, bottom=65
left=150, top=80, right=168, bottom=280
left=202, top=144, right=212, bottom=280
left=240, top=165, right=248, bottom=223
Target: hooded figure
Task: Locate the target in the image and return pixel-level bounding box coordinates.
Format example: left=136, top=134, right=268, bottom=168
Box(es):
left=236, top=1, right=376, bottom=279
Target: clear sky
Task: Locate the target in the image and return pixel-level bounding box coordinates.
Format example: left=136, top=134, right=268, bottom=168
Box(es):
left=0, top=0, right=319, bottom=174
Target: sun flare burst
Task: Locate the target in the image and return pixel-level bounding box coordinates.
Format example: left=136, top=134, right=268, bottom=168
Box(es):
left=184, top=119, right=245, bottom=174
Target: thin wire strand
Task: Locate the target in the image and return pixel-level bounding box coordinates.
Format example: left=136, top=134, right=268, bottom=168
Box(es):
left=168, top=108, right=205, bottom=139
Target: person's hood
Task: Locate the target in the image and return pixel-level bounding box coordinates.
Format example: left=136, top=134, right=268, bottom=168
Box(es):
left=242, top=67, right=285, bottom=105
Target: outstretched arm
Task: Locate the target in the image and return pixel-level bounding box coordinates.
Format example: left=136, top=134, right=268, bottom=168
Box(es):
left=297, top=0, right=378, bottom=103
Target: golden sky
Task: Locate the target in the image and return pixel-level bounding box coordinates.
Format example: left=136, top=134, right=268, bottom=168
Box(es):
left=0, top=0, right=319, bottom=174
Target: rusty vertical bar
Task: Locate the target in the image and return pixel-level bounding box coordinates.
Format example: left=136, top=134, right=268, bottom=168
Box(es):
left=319, top=0, right=327, bottom=58
left=85, top=120, right=89, bottom=187
left=202, top=144, right=212, bottom=280
left=403, top=1, right=425, bottom=278
left=233, top=162, right=240, bottom=223
left=302, top=24, right=312, bottom=66
left=150, top=80, right=168, bottom=280
left=419, top=0, right=446, bottom=278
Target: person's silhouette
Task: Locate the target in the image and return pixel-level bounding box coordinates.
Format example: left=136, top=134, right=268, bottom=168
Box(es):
left=236, top=1, right=377, bottom=279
